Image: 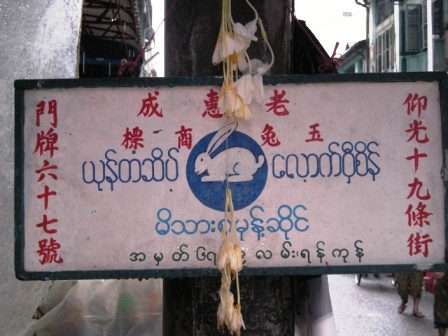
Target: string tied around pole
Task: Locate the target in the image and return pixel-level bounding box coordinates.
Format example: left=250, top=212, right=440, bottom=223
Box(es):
left=318, top=42, right=345, bottom=73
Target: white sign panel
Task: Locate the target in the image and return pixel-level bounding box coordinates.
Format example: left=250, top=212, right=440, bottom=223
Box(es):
left=15, top=75, right=447, bottom=279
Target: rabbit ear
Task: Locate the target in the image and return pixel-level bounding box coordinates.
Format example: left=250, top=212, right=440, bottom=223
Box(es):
left=207, top=122, right=238, bottom=155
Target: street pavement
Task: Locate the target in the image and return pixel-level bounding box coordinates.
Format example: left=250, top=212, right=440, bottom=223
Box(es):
left=328, top=274, right=437, bottom=336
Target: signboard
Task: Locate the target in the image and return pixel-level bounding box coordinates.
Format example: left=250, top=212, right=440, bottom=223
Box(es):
left=15, top=73, right=448, bottom=280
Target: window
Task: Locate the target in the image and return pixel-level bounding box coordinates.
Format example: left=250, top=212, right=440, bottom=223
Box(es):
left=376, top=35, right=382, bottom=71
left=423, top=0, right=428, bottom=48
left=384, top=31, right=389, bottom=70
left=402, top=1, right=428, bottom=53
left=432, top=0, right=444, bottom=37
left=376, top=0, right=395, bottom=25
left=376, top=27, right=395, bottom=72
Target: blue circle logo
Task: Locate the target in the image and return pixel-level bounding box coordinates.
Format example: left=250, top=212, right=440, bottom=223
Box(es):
left=186, top=123, right=267, bottom=211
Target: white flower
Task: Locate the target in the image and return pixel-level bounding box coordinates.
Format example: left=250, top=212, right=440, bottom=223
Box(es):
left=231, top=19, right=258, bottom=72
left=220, top=273, right=232, bottom=290
left=233, top=244, right=243, bottom=273
left=237, top=52, right=249, bottom=72
left=217, top=301, right=226, bottom=331
left=232, top=19, right=258, bottom=53
left=229, top=304, right=245, bottom=335
left=251, top=73, right=265, bottom=103
left=216, top=237, right=244, bottom=275
left=233, top=73, right=264, bottom=107
left=233, top=74, right=255, bottom=105
left=218, top=83, right=253, bottom=120
left=212, top=31, right=237, bottom=65
left=216, top=237, right=241, bottom=273
left=241, top=102, right=252, bottom=120
left=218, top=83, right=240, bottom=118
left=243, top=58, right=271, bottom=75
left=217, top=238, right=233, bottom=272
left=218, top=79, right=254, bottom=120
left=223, top=291, right=235, bottom=323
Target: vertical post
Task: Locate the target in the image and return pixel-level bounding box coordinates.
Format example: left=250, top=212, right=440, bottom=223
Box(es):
left=366, top=5, right=370, bottom=73
left=354, top=1, right=370, bottom=73
left=394, top=1, right=401, bottom=72
left=427, top=0, right=434, bottom=71
left=163, top=1, right=296, bottom=335
left=164, top=0, right=291, bottom=77
left=162, top=1, right=334, bottom=335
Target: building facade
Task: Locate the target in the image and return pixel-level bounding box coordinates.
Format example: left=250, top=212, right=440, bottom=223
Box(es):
left=370, top=0, right=448, bottom=73
left=339, top=40, right=368, bottom=73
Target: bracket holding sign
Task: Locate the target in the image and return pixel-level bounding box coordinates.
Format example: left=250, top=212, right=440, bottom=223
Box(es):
left=15, top=73, right=448, bottom=280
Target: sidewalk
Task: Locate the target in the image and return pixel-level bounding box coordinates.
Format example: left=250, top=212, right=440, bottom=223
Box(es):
left=329, top=274, right=436, bottom=336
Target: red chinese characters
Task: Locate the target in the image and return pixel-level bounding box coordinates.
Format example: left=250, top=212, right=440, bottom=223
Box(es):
left=175, top=125, right=193, bottom=149
left=305, top=123, right=324, bottom=142
left=402, top=93, right=428, bottom=117
left=36, top=238, right=63, bottom=264
left=36, top=100, right=58, bottom=128
left=407, top=233, right=433, bottom=258
left=202, top=89, right=223, bottom=118
left=35, top=160, right=58, bottom=182
left=36, top=185, right=57, bottom=210
left=261, top=124, right=281, bottom=147
left=138, top=91, right=163, bottom=118
left=36, top=215, right=59, bottom=234
left=402, top=93, right=433, bottom=258
left=122, top=126, right=144, bottom=150
left=261, top=89, right=326, bottom=147
left=266, top=89, right=290, bottom=116
left=405, top=148, right=428, bottom=173
left=405, top=202, right=433, bottom=227
left=406, top=120, right=429, bottom=144
left=407, top=177, right=430, bottom=200
left=34, top=99, right=63, bottom=265
left=34, top=128, right=59, bottom=158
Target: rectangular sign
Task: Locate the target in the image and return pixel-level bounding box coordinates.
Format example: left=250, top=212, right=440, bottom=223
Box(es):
left=15, top=73, right=448, bottom=280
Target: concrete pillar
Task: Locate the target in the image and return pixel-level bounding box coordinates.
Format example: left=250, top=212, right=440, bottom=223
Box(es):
left=0, top=0, right=82, bottom=334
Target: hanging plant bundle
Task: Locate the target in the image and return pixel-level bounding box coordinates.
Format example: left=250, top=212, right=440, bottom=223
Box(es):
left=212, top=0, right=274, bottom=334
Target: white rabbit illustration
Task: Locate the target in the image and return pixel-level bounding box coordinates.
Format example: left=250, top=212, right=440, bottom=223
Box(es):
left=194, top=122, right=265, bottom=182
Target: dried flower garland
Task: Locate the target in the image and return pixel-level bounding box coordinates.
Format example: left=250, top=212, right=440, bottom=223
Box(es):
left=216, top=188, right=244, bottom=334
left=213, top=1, right=274, bottom=334
left=212, top=0, right=274, bottom=121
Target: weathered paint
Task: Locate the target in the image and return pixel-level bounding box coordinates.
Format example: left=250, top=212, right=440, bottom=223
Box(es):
left=0, top=0, right=82, bottom=333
